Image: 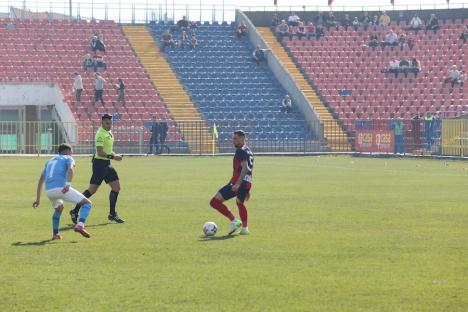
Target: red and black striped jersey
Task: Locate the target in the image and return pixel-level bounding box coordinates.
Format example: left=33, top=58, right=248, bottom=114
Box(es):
left=230, top=145, right=254, bottom=184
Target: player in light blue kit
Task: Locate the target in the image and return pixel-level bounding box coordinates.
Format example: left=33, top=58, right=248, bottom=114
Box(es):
left=32, top=143, right=93, bottom=240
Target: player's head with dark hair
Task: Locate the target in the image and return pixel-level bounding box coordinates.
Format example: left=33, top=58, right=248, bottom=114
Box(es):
left=58, top=143, right=72, bottom=155
left=232, top=130, right=246, bottom=148
left=101, top=113, right=113, bottom=130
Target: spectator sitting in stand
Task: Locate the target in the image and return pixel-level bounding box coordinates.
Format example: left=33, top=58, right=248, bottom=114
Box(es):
left=370, top=15, right=379, bottom=30
left=459, top=25, right=468, bottom=44
left=315, top=12, right=325, bottom=26
left=458, top=71, right=466, bottom=87
left=296, top=22, right=307, bottom=40
left=360, top=12, right=371, bottom=31
left=92, top=55, right=107, bottom=72
left=253, top=44, right=267, bottom=65
left=342, top=14, right=351, bottom=31
left=409, top=13, right=423, bottom=33
left=177, top=16, right=189, bottom=31
left=189, top=21, right=198, bottom=32
left=276, top=20, right=290, bottom=39
left=369, top=33, right=379, bottom=50
left=288, top=12, right=300, bottom=27
left=409, top=57, right=421, bottom=76
left=315, top=24, right=325, bottom=40
left=179, top=30, right=189, bottom=48
left=326, top=12, right=338, bottom=30
left=382, top=29, right=398, bottom=47
left=161, top=30, right=175, bottom=51
left=287, top=24, right=297, bottom=40
left=399, top=58, right=410, bottom=77
left=281, top=95, right=292, bottom=113
left=352, top=17, right=360, bottom=31
left=426, top=14, right=440, bottom=34
left=387, top=59, right=400, bottom=77
left=90, top=32, right=106, bottom=54
left=271, top=13, right=280, bottom=28
left=444, top=65, right=461, bottom=89
left=407, top=35, right=415, bottom=50
left=379, top=11, right=391, bottom=28
left=83, top=53, right=94, bottom=71
left=190, top=34, right=198, bottom=49
left=398, top=33, right=407, bottom=50
left=236, top=22, right=247, bottom=38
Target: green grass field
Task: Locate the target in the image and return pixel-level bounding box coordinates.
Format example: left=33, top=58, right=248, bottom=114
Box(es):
left=1, top=155, right=467, bottom=311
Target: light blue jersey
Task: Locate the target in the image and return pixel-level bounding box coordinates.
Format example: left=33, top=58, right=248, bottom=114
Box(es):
left=41, top=155, right=75, bottom=191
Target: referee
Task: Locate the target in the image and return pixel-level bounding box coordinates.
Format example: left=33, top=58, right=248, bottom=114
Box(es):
left=70, top=114, right=125, bottom=224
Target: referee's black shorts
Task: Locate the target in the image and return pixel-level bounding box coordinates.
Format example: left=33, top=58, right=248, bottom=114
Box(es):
left=90, top=158, right=119, bottom=185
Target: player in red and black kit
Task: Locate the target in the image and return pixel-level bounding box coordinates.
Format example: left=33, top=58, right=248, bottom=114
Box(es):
left=209, top=130, right=253, bottom=235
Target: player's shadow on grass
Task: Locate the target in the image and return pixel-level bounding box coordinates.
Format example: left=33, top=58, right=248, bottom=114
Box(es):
left=59, top=222, right=114, bottom=233
left=11, top=239, right=54, bottom=247
left=11, top=223, right=113, bottom=247
left=198, top=235, right=235, bottom=242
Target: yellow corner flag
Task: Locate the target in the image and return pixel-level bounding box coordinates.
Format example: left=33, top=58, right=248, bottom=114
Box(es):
left=212, top=123, right=218, bottom=156
left=213, top=123, right=219, bottom=140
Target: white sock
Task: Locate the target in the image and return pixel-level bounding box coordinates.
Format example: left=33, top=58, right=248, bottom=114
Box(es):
left=78, top=222, right=84, bottom=227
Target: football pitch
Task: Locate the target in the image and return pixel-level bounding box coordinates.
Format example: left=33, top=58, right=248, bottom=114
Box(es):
left=1, top=155, right=467, bottom=311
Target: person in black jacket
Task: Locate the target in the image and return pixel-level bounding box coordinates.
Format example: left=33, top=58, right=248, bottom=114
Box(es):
left=159, top=121, right=169, bottom=145
left=149, top=116, right=159, bottom=155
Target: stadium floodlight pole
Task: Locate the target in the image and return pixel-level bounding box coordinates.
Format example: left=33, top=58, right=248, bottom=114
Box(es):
left=69, top=0, right=72, bottom=21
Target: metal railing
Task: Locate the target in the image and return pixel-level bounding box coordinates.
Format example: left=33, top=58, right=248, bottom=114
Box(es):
left=0, top=119, right=330, bottom=154
left=0, top=1, right=465, bottom=24
left=3, top=119, right=468, bottom=156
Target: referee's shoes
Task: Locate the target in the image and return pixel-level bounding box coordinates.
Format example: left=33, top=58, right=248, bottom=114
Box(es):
left=108, top=214, right=125, bottom=223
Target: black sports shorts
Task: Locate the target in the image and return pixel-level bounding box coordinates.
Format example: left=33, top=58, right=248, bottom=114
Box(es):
left=218, top=181, right=251, bottom=203
left=90, top=158, right=119, bottom=185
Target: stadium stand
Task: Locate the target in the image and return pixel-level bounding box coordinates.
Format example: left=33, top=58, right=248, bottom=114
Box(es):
left=0, top=18, right=180, bottom=142
left=148, top=23, right=311, bottom=141
left=278, top=16, right=466, bottom=134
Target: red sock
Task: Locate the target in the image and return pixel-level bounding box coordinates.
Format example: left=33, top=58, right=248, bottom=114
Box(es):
left=210, top=198, right=235, bottom=221
left=236, top=202, right=248, bottom=227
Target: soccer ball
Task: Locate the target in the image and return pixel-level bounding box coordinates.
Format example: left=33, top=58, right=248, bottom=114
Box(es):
left=203, top=221, right=218, bottom=236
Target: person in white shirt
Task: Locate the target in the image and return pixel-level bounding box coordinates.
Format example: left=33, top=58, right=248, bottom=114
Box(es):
left=384, top=30, right=398, bottom=47
left=409, top=14, right=423, bottom=32
left=445, top=65, right=461, bottom=88
left=288, top=13, right=300, bottom=27
left=388, top=59, right=400, bottom=77
left=94, top=73, right=106, bottom=105
left=73, top=72, right=83, bottom=102
left=352, top=17, right=360, bottom=31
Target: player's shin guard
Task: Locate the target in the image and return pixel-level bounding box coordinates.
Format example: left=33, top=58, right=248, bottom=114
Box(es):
left=52, top=211, right=61, bottom=235
left=78, top=203, right=92, bottom=226
left=210, top=198, right=235, bottom=221
left=72, top=190, right=93, bottom=213
left=236, top=202, right=248, bottom=227
left=109, top=191, right=119, bottom=215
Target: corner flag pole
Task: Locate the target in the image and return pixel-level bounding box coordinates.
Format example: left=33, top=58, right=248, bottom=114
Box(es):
left=212, top=122, right=218, bottom=156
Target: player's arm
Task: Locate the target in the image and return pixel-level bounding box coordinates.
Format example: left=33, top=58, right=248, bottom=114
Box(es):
left=232, top=161, right=248, bottom=192
left=62, top=164, right=74, bottom=194
left=96, top=146, right=122, bottom=161
left=33, top=173, right=45, bottom=208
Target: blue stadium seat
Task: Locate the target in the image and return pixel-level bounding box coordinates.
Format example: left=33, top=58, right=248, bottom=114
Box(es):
left=149, top=24, right=308, bottom=140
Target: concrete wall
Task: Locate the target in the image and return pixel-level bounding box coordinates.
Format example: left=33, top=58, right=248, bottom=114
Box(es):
left=0, top=83, right=77, bottom=143
left=235, top=10, right=322, bottom=138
